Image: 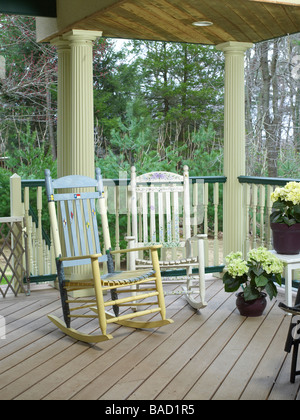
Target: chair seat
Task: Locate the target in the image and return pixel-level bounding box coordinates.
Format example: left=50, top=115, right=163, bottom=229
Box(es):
left=61, top=268, right=155, bottom=290
left=101, top=269, right=155, bottom=286
left=136, top=257, right=198, bottom=266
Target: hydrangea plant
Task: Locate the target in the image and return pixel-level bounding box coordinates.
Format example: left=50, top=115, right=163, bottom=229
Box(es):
left=270, top=181, right=300, bottom=226
left=223, top=247, right=283, bottom=301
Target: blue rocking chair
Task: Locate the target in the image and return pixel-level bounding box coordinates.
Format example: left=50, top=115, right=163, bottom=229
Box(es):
left=45, top=168, right=173, bottom=344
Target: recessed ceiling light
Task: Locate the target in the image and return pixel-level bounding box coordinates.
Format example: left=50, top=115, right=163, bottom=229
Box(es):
left=192, top=21, right=213, bottom=27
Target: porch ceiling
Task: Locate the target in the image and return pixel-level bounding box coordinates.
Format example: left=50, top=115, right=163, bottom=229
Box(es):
left=36, top=0, right=300, bottom=44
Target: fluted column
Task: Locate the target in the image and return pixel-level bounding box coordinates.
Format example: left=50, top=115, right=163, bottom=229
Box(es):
left=216, top=41, right=253, bottom=257
left=51, top=31, right=102, bottom=287
left=52, top=30, right=102, bottom=178
left=51, top=38, right=71, bottom=178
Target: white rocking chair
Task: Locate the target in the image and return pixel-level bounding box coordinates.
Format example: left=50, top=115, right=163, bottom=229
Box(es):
left=128, top=165, right=207, bottom=310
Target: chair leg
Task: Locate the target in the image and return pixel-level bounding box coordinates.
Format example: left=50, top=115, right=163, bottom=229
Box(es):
left=56, top=259, right=70, bottom=328
left=91, top=256, right=109, bottom=336
left=287, top=285, right=300, bottom=382
left=151, top=248, right=167, bottom=320
left=182, top=237, right=207, bottom=310
left=197, top=238, right=207, bottom=307
left=107, top=251, right=119, bottom=316
left=290, top=341, right=299, bottom=383
left=284, top=315, right=300, bottom=383
left=48, top=258, right=114, bottom=343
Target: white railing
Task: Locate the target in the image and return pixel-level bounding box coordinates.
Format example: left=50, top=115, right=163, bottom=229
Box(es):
left=6, top=173, right=300, bottom=291
left=9, top=174, right=226, bottom=285
left=239, top=176, right=300, bottom=256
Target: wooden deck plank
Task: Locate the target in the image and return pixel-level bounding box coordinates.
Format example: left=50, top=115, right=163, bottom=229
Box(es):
left=1, top=300, right=62, bottom=356
left=125, top=292, right=239, bottom=400
left=72, top=281, right=225, bottom=400
left=211, top=301, right=286, bottom=400
left=15, top=296, right=180, bottom=400
left=183, top=299, right=286, bottom=400
left=240, top=314, right=291, bottom=400
left=11, top=288, right=184, bottom=400
left=268, top=351, right=300, bottom=400
left=156, top=297, right=246, bottom=400
left=43, top=294, right=199, bottom=400
left=0, top=278, right=300, bottom=400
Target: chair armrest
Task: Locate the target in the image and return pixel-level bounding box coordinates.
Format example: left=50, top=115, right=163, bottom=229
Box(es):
left=184, top=234, right=207, bottom=258
left=110, top=244, right=162, bottom=255
left=185, top=234, right=207, bottom=243
left=59, top=253, right=103, bottom=262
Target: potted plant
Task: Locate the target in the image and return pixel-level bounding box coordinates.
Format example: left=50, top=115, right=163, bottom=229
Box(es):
left=223, top=247, right=283, bottom=317
left=270, top=181, right=300, bottom=254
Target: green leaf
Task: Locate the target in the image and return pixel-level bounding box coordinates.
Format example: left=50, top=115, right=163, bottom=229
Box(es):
left=255, top=275, right=269, bottom=287
left=223, top=275, right=241, bottom=293
left=275, top=273, right=282, bottom=286
left=243, top=286, right=260, bottom=301
left=250, top=265, right=264, bottom=277
left=270, top=212, right=283, bottom=224
left=265, top=281, right=278, bottom=300
left=272, top=201, right=286, bottom=210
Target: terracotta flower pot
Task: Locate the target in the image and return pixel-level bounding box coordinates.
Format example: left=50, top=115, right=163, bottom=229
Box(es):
left=271, top=223, right=300, bottom=255
left=235, top=292, right=267, bottom=317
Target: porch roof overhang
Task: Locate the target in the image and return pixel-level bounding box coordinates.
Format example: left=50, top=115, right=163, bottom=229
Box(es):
left=2, top=0, right=300, bottom=44
left=0, top=0, right=289, bottom=44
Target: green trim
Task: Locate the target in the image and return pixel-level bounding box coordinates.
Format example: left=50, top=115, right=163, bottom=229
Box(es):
left=0, top=0, right=57, bottom=17
left=161, top=265, right=224, bottom=277
left=238, top=176, right=300, bottom=186
left=25, top=274, right=57, bottom=284
left=190, top=176, right=227, bottom=184
left=21, top=179, right=45, bottom=188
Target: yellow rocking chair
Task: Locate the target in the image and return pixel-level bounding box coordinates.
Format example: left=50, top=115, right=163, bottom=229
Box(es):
left=45, top=168, right=173, bottom=344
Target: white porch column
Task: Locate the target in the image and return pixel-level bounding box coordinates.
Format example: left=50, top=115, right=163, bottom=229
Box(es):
left=216, top=41, right=253, bottom=257
left=52, top=30, right=102, bottom=178
left=51, top=38, right=71, bottom=178
left=51, top=31, right=102, bottom=289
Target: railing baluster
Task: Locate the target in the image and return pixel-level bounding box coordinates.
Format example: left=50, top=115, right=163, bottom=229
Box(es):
left=115, top=185, right=120, bottom=270
left=252, top=184, right=258, bottom=249
left=266, top=185, right=273, bottom=249
left=213, top=183, right=219, bottom=266
left=244, top=183, right=251, bottom=255
left=37, top=186, right=44, bottom=276
left=203, top=183, right=209, bottom=266
left=259, top=184, right=265, bottom=246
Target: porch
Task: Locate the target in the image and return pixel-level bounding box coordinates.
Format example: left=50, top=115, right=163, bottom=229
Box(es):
left=1, top=0, right=300, bottom=401
left=0, top=277, right=299, bottom=401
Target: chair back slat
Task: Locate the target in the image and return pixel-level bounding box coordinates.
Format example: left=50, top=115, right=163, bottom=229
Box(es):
left=82, top=198, right=95, bottom=254
left=131, top=167, right=190, bottom=247
left=74, top=199, right=86, bottom=255
left=45, top=169, right=108, bottom=268
left=67, top=199, right=80, bottom=256
left=59, top=200, right=72, bottom=257
left=90, top=198, right=101, bottom=254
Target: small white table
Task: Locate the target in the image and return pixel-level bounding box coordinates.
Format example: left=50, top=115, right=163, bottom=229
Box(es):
left=270, top=251, right=300, bottom=307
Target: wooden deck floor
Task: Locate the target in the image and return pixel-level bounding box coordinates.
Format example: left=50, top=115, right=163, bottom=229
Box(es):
left=0, top=276, right=300, bottom=401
